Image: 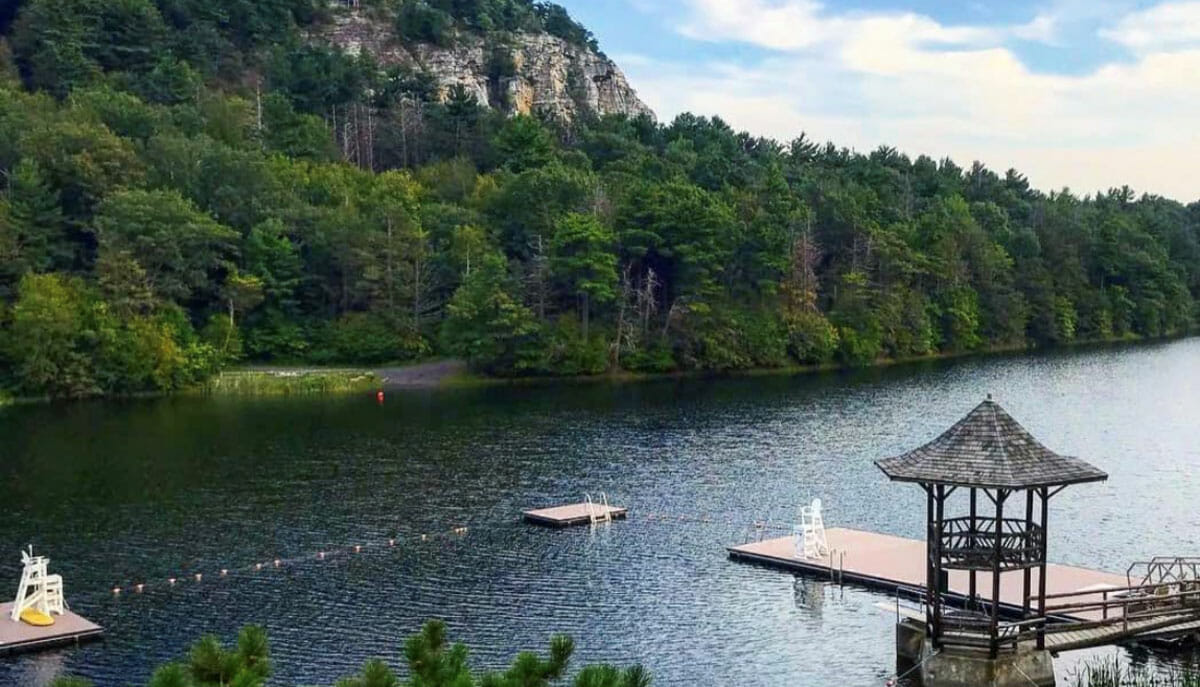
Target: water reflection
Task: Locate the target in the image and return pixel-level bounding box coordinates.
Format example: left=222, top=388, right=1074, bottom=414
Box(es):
left=0, top=339, right=1197, bottom=686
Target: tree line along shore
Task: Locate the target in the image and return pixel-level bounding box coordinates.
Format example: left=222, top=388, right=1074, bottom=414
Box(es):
left=0, top=0, right=1197, bottom=400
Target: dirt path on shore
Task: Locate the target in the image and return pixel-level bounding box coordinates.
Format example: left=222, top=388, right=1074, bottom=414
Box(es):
left=375, top=359, right=466, bottom=388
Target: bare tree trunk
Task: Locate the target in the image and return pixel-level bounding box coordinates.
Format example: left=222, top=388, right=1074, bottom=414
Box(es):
left=661, top=299, right=679, bottom=338
left=255, top=80, right=263, bottom=139
left=412, top=242, right=424, bottom=333
left=398, top=99, right=409, bottom=168
left=386, top=216, right=396, bottom=319
left=582, top=292, right=589, bottom=341
left=613, top=264, right=632, bottom=368
left=530, top=234, right=548, bottom=321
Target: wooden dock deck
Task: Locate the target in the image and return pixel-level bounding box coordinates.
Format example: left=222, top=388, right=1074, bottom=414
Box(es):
left=0, top=603, right=103, bottom=655
left=729, top=527, right=1127, bottom=620
left=524, top=503, right=627, bottom=527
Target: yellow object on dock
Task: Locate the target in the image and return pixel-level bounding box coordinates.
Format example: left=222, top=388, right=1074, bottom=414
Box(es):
left=18, top=609, right=54, bottom=627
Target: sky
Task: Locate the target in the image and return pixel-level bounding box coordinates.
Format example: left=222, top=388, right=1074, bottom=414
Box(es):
left=555, top=0, right=1200, bottom=202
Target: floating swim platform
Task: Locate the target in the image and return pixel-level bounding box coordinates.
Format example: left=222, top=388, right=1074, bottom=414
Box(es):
left=524, top=502, right=628, bottom=528
left=0, top=602, right=102, bottom=655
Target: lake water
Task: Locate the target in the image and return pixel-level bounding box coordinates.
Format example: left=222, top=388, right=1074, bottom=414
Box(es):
left=2, top=339, right=1199, bottom=687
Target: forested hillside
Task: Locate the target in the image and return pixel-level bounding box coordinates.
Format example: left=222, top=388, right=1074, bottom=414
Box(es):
left=0, top=0, right=1197, bottom=398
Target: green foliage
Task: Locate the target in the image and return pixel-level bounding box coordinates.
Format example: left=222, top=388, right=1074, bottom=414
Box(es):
left=785, top=310, right=839, bottom=364
left=311, top=312, right=429, bottom=365
left=574, top=665, right=652, bottom=687
left=336, top=659, right=400, bottom=687
left=392, top=0, right=595, bottom=51
left=551, top=213, right=617, bottom=338
left=4, top=272, right=105, bottom=397
left=494, top=116, right=556, bottom=173
left=535, top=316, right=608, bottom=375
left=0, top=3, right=1198, bottom=395
left=4, top=158, right=68, bottom=274
left=94, top=189, right=237, bottom=302
left=12, top=0, right=168, bottom=96
left=2, top=273, right=216, bottom=397
left=830, top=271, right=883, bottom=366
left=443, top=252, right=539, bottom=375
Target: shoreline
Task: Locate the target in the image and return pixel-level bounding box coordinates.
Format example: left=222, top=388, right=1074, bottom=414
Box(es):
left=0, top=334, right=1188, bottom=405
left=432, top=333, right=1177, bottom=390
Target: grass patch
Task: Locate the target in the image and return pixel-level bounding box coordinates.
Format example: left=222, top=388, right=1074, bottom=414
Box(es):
left=1069, top=656, right=1200, bottom=687
left=202, top=369, right=381, bottom=396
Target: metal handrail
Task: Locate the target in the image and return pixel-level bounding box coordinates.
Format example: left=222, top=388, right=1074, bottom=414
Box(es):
left=1127, top=556, right=1200, bottom=588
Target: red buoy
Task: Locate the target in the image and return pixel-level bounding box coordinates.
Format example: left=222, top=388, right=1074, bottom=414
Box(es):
left=376, top=390, right=385, bottom=403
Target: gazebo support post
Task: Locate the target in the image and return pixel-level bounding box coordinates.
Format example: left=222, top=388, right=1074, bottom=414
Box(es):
left=1023, top=490, right=1034, bottom=619
left=969, top=487, right=977, bottom=603
left=925, top=484, right=936, bottom=645
left=933, top=484, right=945, bottom=645
left=991, top=489, right=1006, bottom=659
left=1037, top=487, right=1049, bottom=651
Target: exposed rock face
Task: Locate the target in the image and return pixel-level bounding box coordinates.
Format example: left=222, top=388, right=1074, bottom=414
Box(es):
left=320, top=9, right=655, bottom=122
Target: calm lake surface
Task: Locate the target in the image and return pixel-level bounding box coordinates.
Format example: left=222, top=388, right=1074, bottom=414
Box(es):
left=2, top=339, right=1200, bottom=686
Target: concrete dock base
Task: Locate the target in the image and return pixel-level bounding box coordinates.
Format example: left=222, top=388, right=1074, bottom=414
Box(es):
left=897, top=620, right=1055, bottom=687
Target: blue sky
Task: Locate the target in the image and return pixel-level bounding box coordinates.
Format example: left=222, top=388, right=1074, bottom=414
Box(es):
left=555, top=0, right=1200, bottom=201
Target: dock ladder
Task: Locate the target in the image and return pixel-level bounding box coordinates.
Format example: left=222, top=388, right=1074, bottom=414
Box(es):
left=584, top=492, right=612, bottom=525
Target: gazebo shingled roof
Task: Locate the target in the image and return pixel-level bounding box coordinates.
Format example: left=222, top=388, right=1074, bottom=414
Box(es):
left=875, top=397, right=1108, bottom=489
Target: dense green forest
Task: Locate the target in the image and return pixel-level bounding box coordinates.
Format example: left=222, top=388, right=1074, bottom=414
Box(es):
left=53, top=620, right=651, bottom=687
left=0, top=0, right=1197, bottom=398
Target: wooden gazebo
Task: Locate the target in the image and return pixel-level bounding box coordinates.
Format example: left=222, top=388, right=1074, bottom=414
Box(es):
left=875, top=396, right=1107, bottom=658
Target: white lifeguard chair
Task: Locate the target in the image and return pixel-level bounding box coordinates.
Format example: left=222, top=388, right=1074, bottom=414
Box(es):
left=795, top=498, right=830, bottom=560
left=11, top=546, right=65, bottom=626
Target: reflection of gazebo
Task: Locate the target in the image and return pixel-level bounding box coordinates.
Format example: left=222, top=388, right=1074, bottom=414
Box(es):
left=876, top=396, right=1107, bottom=660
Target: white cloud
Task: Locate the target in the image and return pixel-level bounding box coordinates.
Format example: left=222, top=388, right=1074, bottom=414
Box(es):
left=678, top=0, right=1043, bottom=51
left=617, top=0, right=1200, bottom=201
left=1100, top=1, right=1200, bottom=51
left=1012, top=12, right=1058, bottom=42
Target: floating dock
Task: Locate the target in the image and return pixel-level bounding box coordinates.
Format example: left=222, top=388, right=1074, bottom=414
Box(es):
left=729, top=527, right=1127, bottom=620
left=0, top=603, right=103, bottom=655
left=524, top=503, right=628, bottom=528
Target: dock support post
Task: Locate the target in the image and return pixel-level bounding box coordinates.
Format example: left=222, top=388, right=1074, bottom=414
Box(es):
left=1023, top=490, right=1034, bottom=618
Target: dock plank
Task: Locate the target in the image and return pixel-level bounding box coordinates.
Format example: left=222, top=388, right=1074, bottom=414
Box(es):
left=1046, top=614, right=1196, bottom=651
left=0, top=602, right=103, bottom=655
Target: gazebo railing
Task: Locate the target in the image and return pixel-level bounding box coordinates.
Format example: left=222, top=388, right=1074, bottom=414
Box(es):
left=938, top=517, right=1045, bottom=570
left=940, top=609, right=1044, bottom=652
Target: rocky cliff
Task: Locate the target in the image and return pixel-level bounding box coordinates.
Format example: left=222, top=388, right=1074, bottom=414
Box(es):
left=320, top=9, right=655, bottom=122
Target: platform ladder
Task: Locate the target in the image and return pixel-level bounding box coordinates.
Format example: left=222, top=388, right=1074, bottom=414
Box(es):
left=584, top=492, right=612, bottom=525
left=795, top=498, right=830, bottom=560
